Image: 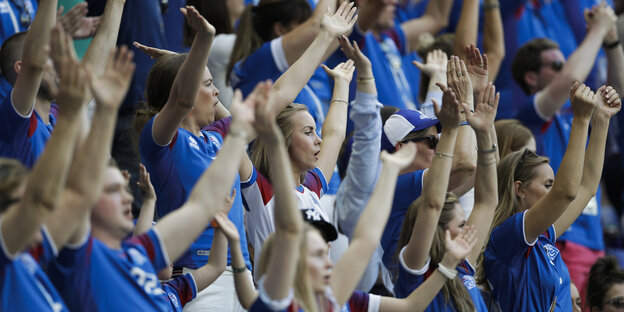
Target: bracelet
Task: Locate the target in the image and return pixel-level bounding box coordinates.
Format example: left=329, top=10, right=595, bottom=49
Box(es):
left=435, top=152, right=454, bottom=158
left=232, top=266, right=247, bottom=274
left=330, top=99, right=349, bottom=106
left=437, top=263, right=457, bottom=280
left=460, top=120, right=470, bottom=126
left=604, top=40, right=620, bottom=50
left=484, top=2, right=500, bottom=10
left=210, top=219, right=219, bottom=228
left=356, top=76, right=375, bottom=82
left=477, top=158, right=497, bottom=166
left=477, top=144, right=497, bottom=154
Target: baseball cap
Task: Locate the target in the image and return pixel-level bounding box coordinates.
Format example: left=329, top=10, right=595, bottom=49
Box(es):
left=301, top=208, right=338, bottom=242
left=381, top=109, right=441, bottom=152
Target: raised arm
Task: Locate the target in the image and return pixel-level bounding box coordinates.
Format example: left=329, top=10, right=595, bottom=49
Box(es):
left=133, top=164, right=157, bottom=236
left=80, top=0, right=124, bottom=77
left=524, top=83, right=595, bottom=242
left=604, top=14, right=624, bottom=95
left=482, top=0, right=505, bottom=79
left=151, top=6, right=216, bottom=146
left=155, top=89, right=254, bottom=263
left=269, top=2, right=356, bottom=116
left=316, top=60, right=354, bottom=180
left=412, top=49, right=448, bottom=117
left=58, top=2, right=101, bottom=40
left=452, top=0, right=479, bottom=60
left=535, top=4, right=614, bottom=119
left=330, top=143, right=417, bottom=306
left=189, top=212, right=229, bottom=291
left=462, top=83, right=499, bottom=264
left=1, top=30, right=85, bottom=255
left=554, top=86, right=621, bottom=237
left=402, top=87, right=461, bottom=270
left=379, top=227, right=478, bottom=312
left=400, top=0, right=453, bottom=53
left=46, top=45, right=135, bottom=247
left=11, top=0, right=58, bottom=116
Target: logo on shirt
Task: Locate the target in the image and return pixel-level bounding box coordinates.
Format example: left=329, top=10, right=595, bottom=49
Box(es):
left=462, top=275, right=477, bottom=290
left=189, top=137, right=200, bottom=151
left=543, top=244, right=559, bottom=264
left=168, top=293, right=180, bottom=308
left=128, top=248, right=148, bottom=266
left=304, top=208, right=324, bottom=221
left=207, top=134, right=221, bottom=149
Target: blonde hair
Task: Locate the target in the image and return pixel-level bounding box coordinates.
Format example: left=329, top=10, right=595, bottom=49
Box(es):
left=476, top=149, right=549, bottom=288
left=494, top=119, right=535, bottom=159
left=251, top=103, right=309, bottom=182
left=396, top=193, right=476, bottom=311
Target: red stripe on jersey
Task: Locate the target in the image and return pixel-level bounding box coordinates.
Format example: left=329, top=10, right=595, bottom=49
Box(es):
left=129, top=233, right=156, bottom=261
left=28, top=244, right=44, bottom=262
left=28, top=113, right=38, bottom=138
left=525, top=246, right=533, bottom=259
left=540, top=118, right=554, bottom=134
left=168, top=131, right=179, bottom=150
left=256, top=170, right=274, bottom=206
left=303, top=171, right=323, bottom=198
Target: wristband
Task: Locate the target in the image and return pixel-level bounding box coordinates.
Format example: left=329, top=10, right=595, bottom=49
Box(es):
left=330, top=99, right=349, bottom=106
left=477, top=143, right=498, bottom=154
left=356, top=76, right=375, bottom=82
left=460, top=120, right=470, bottom=126
left=232, top=266, right=247, bottom=274
left=604, top=40, right=620, bottom=50
left=435, top=152, right=454, bottom=158
left=478, top=158, right=497, bottom=166
left=437, top=263, right=458, bottom=280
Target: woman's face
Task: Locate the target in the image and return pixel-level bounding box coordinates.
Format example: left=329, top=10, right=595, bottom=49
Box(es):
left=92, top=167, right=135, bottom=240
left=517, top=163, right=554, bottom=211
left=445, top=204, right=467, bottom=240
left=288, top=111, right=322, bottom=174
left=306, top=230, right=332, bottom=294
left=570, top=283, right=582, bottom=312
left=190, top=67, right=220, bottom=127
left=397, top=126, right=438, bottom=172
left=601, top=283, right=624, bottom=312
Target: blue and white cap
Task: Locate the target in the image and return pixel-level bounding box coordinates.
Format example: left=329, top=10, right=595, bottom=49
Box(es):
left=381, top=109, right=441, bottom=152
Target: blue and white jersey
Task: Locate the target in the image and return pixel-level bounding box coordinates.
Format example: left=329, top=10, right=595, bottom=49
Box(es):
left=48, top=229, right=171, bottom=311
left=0, top=90, right=55, bottom=168
left=231, top=38, right=325, bottom=131
left=0, top=0, right=36, bottom=43
left=249, top=289, right=380, bottom=312
left=381, top=170, right=425, bottom=271
left=516, top=94, right=603, bottom=251
left=0, top=222, right=68, bottom=312
left=139, top=116, right=251, bottom=269
left=484, top=211, right=572, bottom=312
left=161, top=272, right=197, bottom=312
left=394, top=248, right=487, bottom=311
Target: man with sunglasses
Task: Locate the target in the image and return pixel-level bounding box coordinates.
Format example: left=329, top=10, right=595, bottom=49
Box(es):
left=511, top=3, right=624, bottom=306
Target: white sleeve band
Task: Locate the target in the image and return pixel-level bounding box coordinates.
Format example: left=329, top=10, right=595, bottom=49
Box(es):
left=368, top=294, right=381, bottom=312
left=152, top=227, right=171, bottom=266
left=399, top=246, right=431, bottom=275
left=532, top=92, right=551, bottom=122
left=257, top=275, right=294, bottom=311
left=270, top=37, right=289, bottom=73
left=522, top=210, right=538, bottom=246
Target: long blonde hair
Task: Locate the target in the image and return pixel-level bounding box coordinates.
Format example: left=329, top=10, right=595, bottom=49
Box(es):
left=494, top=119, right=534, bottom=159
left=251, top=103, right=309, bottom=182
left=476, top=149, right=549, bottom=288
left=396, top=193, right=476, bottom=311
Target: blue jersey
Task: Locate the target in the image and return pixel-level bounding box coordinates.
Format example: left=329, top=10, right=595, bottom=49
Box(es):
left=231, top=38, right=325, bottom=131
left=0, top=0, right=36, bottom=43
left=0, top=224, right=68, bottom=312
left=48, top=229, right=171, bottom=311
left=381, top=169, right=425, bottom=271
left=0, top=90, right=55, bottom=168
left=0, top=76, right=12, bottom=104
left=484, top=211, right=572, bottom=312
left=140, top=116, right=251, bottom=269
left=249, top=290, right=380, bottom=312
left=516, top=95, right=604, bottom=250
left=162, top=272, right=197, bottom=312
left=394, top=250, right=487, bottom=311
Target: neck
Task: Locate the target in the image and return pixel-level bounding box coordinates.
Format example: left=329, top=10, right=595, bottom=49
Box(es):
left=180, top=117, right=202, bottom=137
left=35, top=96, right=51, bottom=124
left=92, top=226, right=123, bottom=249
left=291, top=165, right=304, bottom=186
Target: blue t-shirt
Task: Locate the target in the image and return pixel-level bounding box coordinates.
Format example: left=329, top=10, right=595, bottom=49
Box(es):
left=231, top=38, right=325, bottom=131
left=0, top=90, right=55, bottom=168
left=516, top=95, right=604, bottom=250
left=48, top=229, right=170, bottom=311
left=394, top=251, right=487, bottom=311
left=162, top=272, right=197, bottom=312
left=0, top=0, right=36, bottom=43
left=484, top=211, right=571, bottom=312
left=381, top=169, right=425, bottom=270
left=0, top=224, right=68, bottom=312
left=139, top=116, right=251, bottom=269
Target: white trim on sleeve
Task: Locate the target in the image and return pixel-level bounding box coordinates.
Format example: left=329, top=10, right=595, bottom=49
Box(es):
left=532, top=92, right=551, bottom=122
left=0, top=215, right=17, bottom=260
left=40, top=225, right=58, bottom=256
left=399, top=246, right=431, bottom=275
left=368, top=294, right=381, bottom=312
left=257, top=275, right=294, bottom=311
left=152, top=227, right=171, bottom=266
left=9, top=89, right=34, bottom=118
left=522, top=210, right=538, bottom=246
left=66, top=225, right=91, bottom=249
left=270, top=37, right=289, bottom=73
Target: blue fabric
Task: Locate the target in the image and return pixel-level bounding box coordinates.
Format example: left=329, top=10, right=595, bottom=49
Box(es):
left=139, top=116, right=251, bottom=269
left=162, top=272, right=197, bottom=312
left=0, top=0, right=36, bottom=43
left=0, top=227, right=68, bottom=312
left=0, top=90, right=55, bottom=168
left=48, top=230, right=171, bottom=311
left=484, top=211, right=572, bottom=312
left=162, top=0, right=186, bottom=52
left=0, top=76, right=12, bottom=104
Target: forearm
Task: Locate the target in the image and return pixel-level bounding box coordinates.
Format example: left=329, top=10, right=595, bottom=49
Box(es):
left=230, top=239, right=258, bottom=309
left=193, top=229, right=227, bottom=291
left=81, top=0, right=124, bottom=76
left=483, top=2, right=505, bottom=79
left=171, top=33, right=214, bottom=107
left=133, top=199, right=156, bottom=236
left=565, top=28, right=607, bottom=84
left=403, top=254, right=460, bottom=311
left=355, top=65, right=376, bottom=94
left=580, top=115, right=609, bottom=193
left=423, top=129, right=459, bottom=208
left=551, top=118, right=590, bottom=196
left=322, top=80, right=350, bottom=137
left=606, top=45, right=624, bottom=94
left=472, top=131, right=497, bottom=207
left=452, top=0, right=480, bottom=60
left=21, top=0, right=58, bottom=68
left=449, top=124, right=477, bottom=192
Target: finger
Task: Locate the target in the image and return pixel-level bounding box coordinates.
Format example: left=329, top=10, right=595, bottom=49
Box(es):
left=412, top=60, right=424, bottom=70
left=321, top=64, right=332, bottom=75
left=460, top=59, right=468, bottom=77
left=336, top=1, right=348, bottom=16
left=435, top=82, right=447, bottom=91
left=346, top=6, right=357, bottom=22
left=494, top=92, right=500, bottom=110
left=570, top=81, right=580, bottom=96
left=482, top=53, right=489, bottom=70
left=461, top=103, right=473, bottom=119
left=432, top=99, right=441, bottom=116
left=474, top=46, right=483, bottom=67
left=445, top=229, right=451, bottom=243
left=465, top=45, right=473, bottom=64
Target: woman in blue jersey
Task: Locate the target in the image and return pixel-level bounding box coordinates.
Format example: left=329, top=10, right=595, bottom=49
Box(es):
left=477, top=83, right=621, bottom=312
left=394, top=82, right=499, bottom=311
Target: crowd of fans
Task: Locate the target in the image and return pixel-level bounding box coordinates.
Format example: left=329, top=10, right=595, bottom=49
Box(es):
left=2, top=0, right=624, bottom=311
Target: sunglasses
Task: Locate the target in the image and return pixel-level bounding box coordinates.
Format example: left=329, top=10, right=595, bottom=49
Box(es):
left=604, top=296, right=624, bottom=309
left=542, top=61, right=564, bottom=72
left=402, top=135, right=439, bottom=149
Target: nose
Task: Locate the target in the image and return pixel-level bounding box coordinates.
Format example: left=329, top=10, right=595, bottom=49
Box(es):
left=212, top=84, right=220, bottom=97
left=315, top=132, right=322, bottom=145
left=123, top=189, right=134, bottom=204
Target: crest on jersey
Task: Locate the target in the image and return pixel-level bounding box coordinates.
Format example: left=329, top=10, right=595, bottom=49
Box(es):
left=207, top=134, right=221, bottom=149
left=169, top=293, right=180, bottom=307
left=462, top=275, right=477, bottom=290
left=543, top=244, right=559, bottom=262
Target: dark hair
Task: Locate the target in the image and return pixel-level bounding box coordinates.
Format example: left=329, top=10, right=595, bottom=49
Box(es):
left=416, top=33, right=454, bottom=102
left=0, top=158, right=28, bottom=213
left=587, top=256, right=624, bottom=310
left=226, top=0, right=311, bottom=84
left=0, top=32, right=27, bottom=85
left=184, top=0, right=232, bottom=46
left=511, top=38, right=559, bottom=95
left=132, top=54, right=188, bottom=144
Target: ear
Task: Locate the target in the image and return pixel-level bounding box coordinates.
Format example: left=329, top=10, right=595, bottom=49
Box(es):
left=524, top=71, right=539, bottom=90
left=273, top=22, right=288, bottom=37
left=13, top=60, right=22, bottom=75
left=513, top=180, right=525, bottom=199
left=394, top=142, right=403, bottom=152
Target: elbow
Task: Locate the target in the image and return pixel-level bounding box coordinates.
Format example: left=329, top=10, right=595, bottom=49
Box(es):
left=29, top=191, right=57, bottom=212
left=453, top=158, right=477, bottom=177
left=552, top=185, right=578, bottom=203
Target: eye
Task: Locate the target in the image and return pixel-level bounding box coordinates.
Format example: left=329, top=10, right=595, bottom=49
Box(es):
left=545, top=183, right=553, bottom=189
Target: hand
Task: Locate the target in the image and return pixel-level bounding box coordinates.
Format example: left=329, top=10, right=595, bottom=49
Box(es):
left=55, top=49, right=87, bottom=114
left=338, top=36, right=371, bottom=70
left=442, top=226, right=477, bottom=266
left=223, top=189, right=236, bottom=214
left=138, top=164, right=156, bottom=202
left=321, top=59, right=355, bottom=84
left=412, top=49, right=447, bottom=78
left=569, top=82, right=598, bottom=120
left=251, top=80, right=279, bottom=138
left=87, top=46, right=136, bottom=110
left=320, top=1, right=358, bottom=38
left=463, top=82, right=499, bottom=133
left=594, top=85, right=622, bottom=119
left=230, top=88, right=258, bottom=139
left=214, top=212, right=240, bottom=242
left=133, top=42, right=177, bottom=60
left=446, top=56, right=474, bottom=108
left=59, top=3, right=101, bottom=39
left=433, top=83, right=463, bottom=129
left=464, top=44, right=488, bottom=95
left=380, top=142, right=417, bottom=170
left=50, top=25, right=79, bottom=80
left=181, top=5, right=216, bottom=37
left=585, top=2, right=616, bottom=36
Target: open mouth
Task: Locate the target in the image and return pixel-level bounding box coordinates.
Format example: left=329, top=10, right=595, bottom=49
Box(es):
left=123, top=207, right=133, bottom=220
